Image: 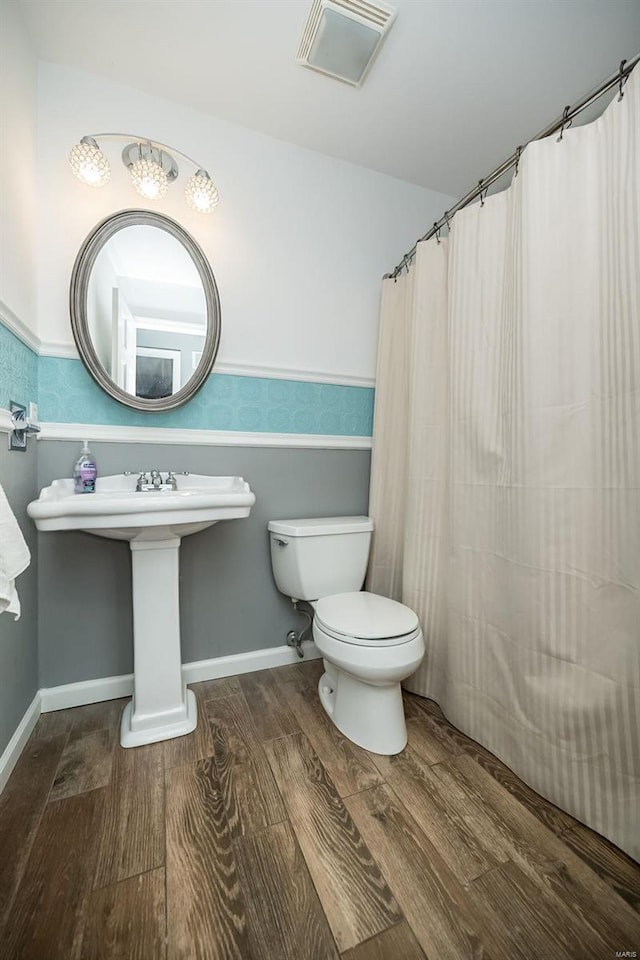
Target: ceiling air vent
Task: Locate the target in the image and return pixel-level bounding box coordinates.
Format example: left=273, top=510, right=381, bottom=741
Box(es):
left=296, top=0, right=397, bottom=88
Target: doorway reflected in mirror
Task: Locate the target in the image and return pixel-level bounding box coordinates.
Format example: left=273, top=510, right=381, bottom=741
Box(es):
left=87, top=224, right=206, bottom=399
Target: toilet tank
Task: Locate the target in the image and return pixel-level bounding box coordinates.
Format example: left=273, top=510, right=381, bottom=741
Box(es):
left=268, top=516, right=374, bottom=601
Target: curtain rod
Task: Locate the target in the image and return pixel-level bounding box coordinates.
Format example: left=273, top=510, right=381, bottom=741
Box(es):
left=388, top=53, right=640, bottom=279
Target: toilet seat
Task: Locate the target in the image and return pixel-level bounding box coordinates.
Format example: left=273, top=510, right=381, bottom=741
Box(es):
left=314, top=591, right=419, bottom=647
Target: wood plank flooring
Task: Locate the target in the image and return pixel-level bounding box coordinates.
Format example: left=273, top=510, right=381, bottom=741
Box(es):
left=81, top=868, right=166, bottom=960
left=1, top=659, right=638, bottom=960
left=264, top=731, right=401, bottom=951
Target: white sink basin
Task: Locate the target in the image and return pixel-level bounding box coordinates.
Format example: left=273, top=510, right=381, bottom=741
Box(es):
left=28, top=472, right=256, bottom=749
left=27, top=472, right=255, bottom=540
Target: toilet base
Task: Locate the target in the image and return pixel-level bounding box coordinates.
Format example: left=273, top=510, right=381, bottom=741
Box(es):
left=318, top=668, right=407, bottom=755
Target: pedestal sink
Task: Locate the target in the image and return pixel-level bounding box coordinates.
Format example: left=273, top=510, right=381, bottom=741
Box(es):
left=28, top=473, right=256, bottom=747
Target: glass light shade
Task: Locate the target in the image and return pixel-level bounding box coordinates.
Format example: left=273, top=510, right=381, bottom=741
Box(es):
left=185, top=170, right=219, bottom=213
left=130, top=158, right=168, bottom=200
left=69, top=138, right=111, bottom=187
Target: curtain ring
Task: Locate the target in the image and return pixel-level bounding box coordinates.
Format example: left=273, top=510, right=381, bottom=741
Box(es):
left=514, top=145, right=523, bottom=177
left=556, top=106, right=572, bottom=142
left=444, top=210, right=452, bottom=231
left=433, top=222, right=441, bottom=245
left=618, top=59, right=628, bottom=101
left=478, top=181, right=487, bottom=207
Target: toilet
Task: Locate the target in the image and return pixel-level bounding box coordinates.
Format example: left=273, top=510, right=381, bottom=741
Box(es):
left=268, top=516, right=424, bottom=755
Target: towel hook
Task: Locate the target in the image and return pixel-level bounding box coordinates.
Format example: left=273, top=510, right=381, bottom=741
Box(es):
left=8, top=402, right=40, bottom=453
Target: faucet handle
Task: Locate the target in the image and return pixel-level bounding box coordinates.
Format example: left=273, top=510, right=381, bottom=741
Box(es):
left=167, top=471, right=178, bottom=490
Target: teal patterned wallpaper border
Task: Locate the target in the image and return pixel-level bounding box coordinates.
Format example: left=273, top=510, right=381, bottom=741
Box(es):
left=39, top=357, right=374, bottom=435
left=2, top=322, right=374, bottom=436
left=0, top=320, right=38, bottom=410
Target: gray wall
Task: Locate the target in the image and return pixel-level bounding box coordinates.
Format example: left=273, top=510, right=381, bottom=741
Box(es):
left=37, top=440, right=370, bottom=687
left=0, top=443, right=39, bottom=754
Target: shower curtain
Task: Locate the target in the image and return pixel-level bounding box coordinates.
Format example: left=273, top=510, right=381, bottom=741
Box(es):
left=368, top=66, right=639, bottom=859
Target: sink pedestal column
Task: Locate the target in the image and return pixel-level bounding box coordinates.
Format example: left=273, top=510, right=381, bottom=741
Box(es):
left=120, top=537, right=197, bottom=748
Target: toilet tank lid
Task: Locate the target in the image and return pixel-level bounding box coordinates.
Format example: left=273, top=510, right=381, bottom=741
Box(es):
left=268, top=516, right=374, bottom=537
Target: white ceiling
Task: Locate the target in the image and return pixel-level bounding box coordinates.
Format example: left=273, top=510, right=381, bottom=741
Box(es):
left=20, top=0, right=640, bottom=196
left=107, top=227, right=202, bottom=288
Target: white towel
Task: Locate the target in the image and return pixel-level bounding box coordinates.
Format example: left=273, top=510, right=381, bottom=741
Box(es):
left=0, top=481, right=30, bottom=620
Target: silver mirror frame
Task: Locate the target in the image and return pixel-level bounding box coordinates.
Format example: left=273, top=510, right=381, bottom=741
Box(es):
left=70, top=209, right=221, bottom=412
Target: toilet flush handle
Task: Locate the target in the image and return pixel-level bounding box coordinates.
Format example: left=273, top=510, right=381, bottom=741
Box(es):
left=273, top=537, right=289, bottom=546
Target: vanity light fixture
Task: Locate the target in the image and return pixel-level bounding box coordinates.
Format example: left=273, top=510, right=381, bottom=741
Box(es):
left=68, top=134, right=219, bottom=212
left=130, top=156, right=169, bottom=200
left=123, top=142, right=176, bottom=201
left=184, top=169, right=219, bottom=213
left=69, top=136, right=111, bottom=187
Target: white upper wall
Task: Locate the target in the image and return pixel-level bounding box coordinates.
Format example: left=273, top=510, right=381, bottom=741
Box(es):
left=37, top=62, right=452, bottom=381
left=0, top=0, right=37, bottom=330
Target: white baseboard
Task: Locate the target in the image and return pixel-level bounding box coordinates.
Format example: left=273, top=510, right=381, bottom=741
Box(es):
left=40, top=641, right=321, bottom=713
left=0, top=693, right=42, bottom=793
left=182, top=640, right=320, bottom=684
left=40, top=673, right=135, bottom=712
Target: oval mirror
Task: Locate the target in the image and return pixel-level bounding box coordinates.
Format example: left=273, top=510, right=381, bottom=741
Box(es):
left=70, top=210, right=221, bottom=411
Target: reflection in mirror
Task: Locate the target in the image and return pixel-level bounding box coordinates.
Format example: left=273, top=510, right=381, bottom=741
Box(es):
left=86, top=225, right=207, bottom=401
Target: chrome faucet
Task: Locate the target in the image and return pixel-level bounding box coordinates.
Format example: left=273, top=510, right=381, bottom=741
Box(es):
left=135, top=470, right=179, bottom=492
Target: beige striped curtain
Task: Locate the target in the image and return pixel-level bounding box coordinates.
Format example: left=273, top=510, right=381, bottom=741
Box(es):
left=368, top=66, right=640, bottom=859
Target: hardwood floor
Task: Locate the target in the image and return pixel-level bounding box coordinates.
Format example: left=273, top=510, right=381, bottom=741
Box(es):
left=95, top=740, right=165, bottom=888
left=166, top=757, right=250, bottom=960
left=265, top=731, right=401, bottom=951
left=1, top=659, right=638, bottom=959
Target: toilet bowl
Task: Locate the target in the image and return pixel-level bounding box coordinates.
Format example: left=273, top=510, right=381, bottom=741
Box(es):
left=313, top=591, right=424, bottom=754
left=267, top=516, right=425, bottom=755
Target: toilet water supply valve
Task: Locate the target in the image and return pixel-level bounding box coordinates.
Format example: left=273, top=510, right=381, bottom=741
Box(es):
left=286, top=600, right=313, bottom=659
